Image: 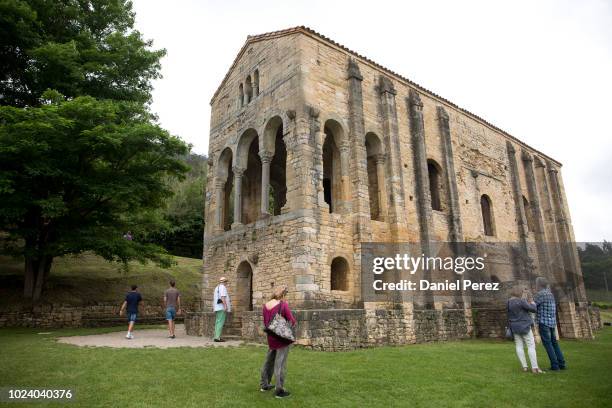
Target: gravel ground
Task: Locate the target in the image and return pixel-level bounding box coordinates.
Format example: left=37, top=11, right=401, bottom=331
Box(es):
left=57, top=324, right=248, bottom=349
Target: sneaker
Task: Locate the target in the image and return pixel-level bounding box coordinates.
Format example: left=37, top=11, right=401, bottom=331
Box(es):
left=126, top=334, right=131, bottom=339
left=275, top=390, right=291, bottom=399
left=260, top=385, right=274, bottom=392
left=213, top=339, right=225, bottom=342
left=171, top=335, right=176, bottom=339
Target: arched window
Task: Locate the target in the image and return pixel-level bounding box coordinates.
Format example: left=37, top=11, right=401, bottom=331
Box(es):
left=264, top=116, right=286, bottom=215
left=236, top=129, right=260, bottom=225
left=217, top=148, right=234, bottom=231
left=523, top=195, right=535, bottom=233
left=427, top=159, right=443, bottom=211
left=365, top=133, right=384, bottom=221
left=253, top=69, right=259, bottom=96
left=481, top=194, right=495, bottom=236
left=238, top=83, right=244, bottom=108
left=245, top=75, right=253, bottom=104
left=322, top=120, right=344, bottom=214
left=243, top=136, right=261, bottom=224
left=331, top=257, right=349, bottom=291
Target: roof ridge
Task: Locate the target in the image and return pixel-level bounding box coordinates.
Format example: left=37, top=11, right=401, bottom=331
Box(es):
left=210, top=26, right=561, bottom=166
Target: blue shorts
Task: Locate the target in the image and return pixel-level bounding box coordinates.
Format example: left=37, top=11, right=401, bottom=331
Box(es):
left=127, top=312, right=138, bottom=322
left=165, top=307, right=176, bottom=321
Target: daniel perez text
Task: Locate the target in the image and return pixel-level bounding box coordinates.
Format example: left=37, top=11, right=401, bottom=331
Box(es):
left=372, top=279, right=500, bottom=291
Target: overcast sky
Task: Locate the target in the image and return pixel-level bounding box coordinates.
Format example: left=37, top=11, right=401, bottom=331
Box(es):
left=131, top=0, right=611, bottom=242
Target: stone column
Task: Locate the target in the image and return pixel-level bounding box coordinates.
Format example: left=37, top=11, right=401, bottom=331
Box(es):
left=534, top=158, right=567, bottom=295
left=339, top=142, right=351, bottom=213
left=375, top=153, right=389, bottom=222
left=437, top=106, right=468, bottom=311
left=547, top=162, right=591, bottom=337
left=232, top=166, right=245, bottom=227
left=259, top=150, right=273, bottom=217
left=506, top=141, right=532, bottom=280
left=346, top=58, right=371, bottom=299
left=407, top=89, right=433, bottom=308
left=521, top=151, right=552, bottom=277
left=547, top=163, right=584, bottom=301
left=214, top=179, right=225, bottom=231
left=379, top=76, right=405, bottom=228
left=408, top=90, right=433, bottom=246
left=437, top=106, right=464, bottom=243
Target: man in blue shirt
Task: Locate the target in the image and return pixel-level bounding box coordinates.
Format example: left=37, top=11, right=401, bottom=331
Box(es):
left=119, top=285, right=143, bottom=339
left=534, top=277, right=566, bottom=370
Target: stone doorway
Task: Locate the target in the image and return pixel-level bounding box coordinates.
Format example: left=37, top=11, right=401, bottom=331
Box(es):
left=236, top=261, right=253, bottom=312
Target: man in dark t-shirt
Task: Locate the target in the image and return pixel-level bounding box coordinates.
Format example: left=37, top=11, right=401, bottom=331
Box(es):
left=119, top=285, right=142, bottom=339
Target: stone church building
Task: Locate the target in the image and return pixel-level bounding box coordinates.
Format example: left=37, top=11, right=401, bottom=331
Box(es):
left=186, top=27, right=599, bottom=349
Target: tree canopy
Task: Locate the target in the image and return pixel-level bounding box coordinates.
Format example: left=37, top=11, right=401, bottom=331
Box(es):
left=0, top=95, right=189, bottom=299
left=0, top=0, right=190, bottom=301
left=1, top=0, right=164, bottom=107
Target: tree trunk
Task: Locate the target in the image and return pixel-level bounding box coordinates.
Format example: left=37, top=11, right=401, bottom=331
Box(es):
left=23, top=258, right=37, bottom=299
left=32, top=256, right=53, bottom=302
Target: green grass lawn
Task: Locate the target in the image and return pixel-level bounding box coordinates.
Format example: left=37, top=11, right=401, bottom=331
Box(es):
left=0, top=327, right=610, bottom=408
left=0, top=253, right=202, bottom=307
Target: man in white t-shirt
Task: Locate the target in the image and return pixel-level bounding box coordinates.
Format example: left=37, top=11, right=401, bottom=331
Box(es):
left=213, top=276, right=231, bottom=342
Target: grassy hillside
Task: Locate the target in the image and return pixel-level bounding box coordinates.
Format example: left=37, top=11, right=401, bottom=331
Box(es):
left=0, top=253, right=203, bottom=308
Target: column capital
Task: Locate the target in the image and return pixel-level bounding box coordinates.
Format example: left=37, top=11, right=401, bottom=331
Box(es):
left=521, top=150, right=533, bottom=163
left=374, top=153, right=387, bottom=164
left=506, top=140, right=516, bottom=154
left=307, top=105, right=320, bottom=119
left=259, top=150, right=274, bottom=163
left=379, top=76, right=396, bottom=96
left=534, top=156, right=545, bottom=168
left=408, top=89, right=423, bottom=110
left=232, top=166, right=245, bottom=177
left=347, top=58, right=363, bottom=81
left=339, top=143, right=350, bottom=154
left=436, top=106, right=449, bottom=122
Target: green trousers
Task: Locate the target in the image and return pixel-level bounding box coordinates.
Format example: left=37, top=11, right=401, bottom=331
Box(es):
left=214, top=310, right=226, bottom=340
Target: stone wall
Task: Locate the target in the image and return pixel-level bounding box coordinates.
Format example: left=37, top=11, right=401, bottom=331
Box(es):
left=589, top=306, right=602, bottom=330
left=472, top=308, right=506, bottom=338
left=187, top=302, right=601, bottom=351
left=193, top=306, right=472, bottom=351
left=0, top=303, right=197, bottom=328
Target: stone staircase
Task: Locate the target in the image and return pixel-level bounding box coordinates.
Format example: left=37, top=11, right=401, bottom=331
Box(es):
left=224, top=314, right=242, bottom=337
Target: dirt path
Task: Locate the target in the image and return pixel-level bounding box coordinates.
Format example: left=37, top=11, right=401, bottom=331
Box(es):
left=57, top=324, right=248, bottom=349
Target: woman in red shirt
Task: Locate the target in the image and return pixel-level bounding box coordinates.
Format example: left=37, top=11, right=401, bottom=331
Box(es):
left=260, top=285, right=296, bottom=399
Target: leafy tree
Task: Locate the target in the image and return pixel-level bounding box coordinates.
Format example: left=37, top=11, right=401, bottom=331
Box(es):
left=578, top=241, right=612, bottom=294
left=143, top=154, right=207, bottom=258
left=1, top=0, right=164, bottom=107
left=0, top=0, right=189, bottom=301
left=0, top=95, right=188, bottom=300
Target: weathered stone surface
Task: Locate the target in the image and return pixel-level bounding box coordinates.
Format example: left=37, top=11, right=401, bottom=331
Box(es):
left=187, top=27, right=595, bottom=350
left=0, top=302, right=198, bottom=328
